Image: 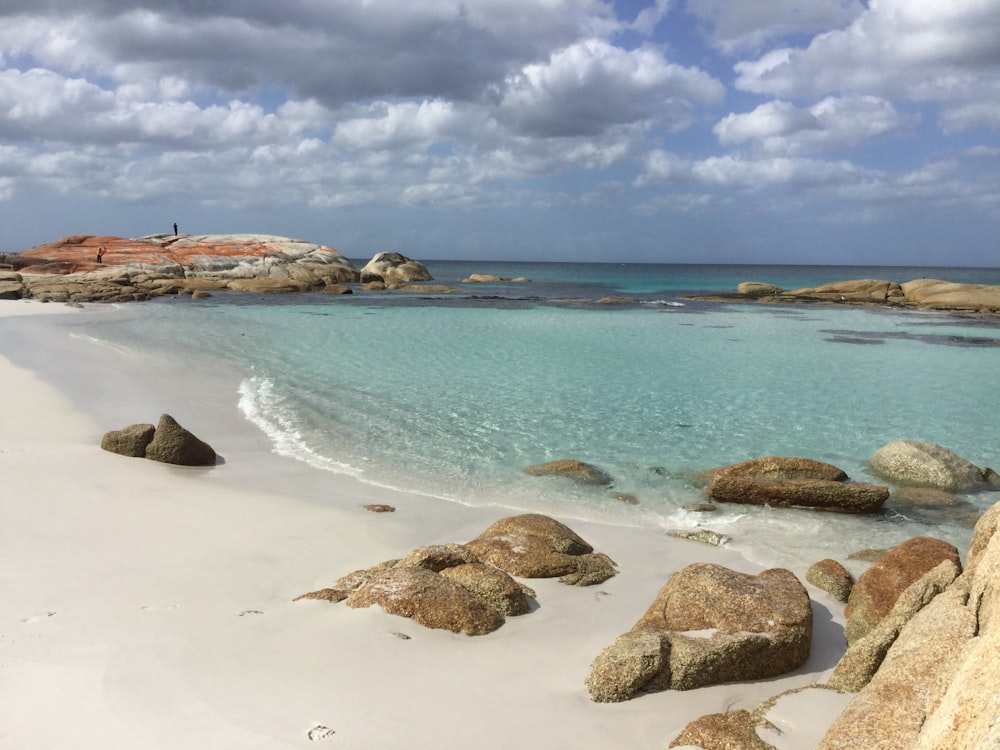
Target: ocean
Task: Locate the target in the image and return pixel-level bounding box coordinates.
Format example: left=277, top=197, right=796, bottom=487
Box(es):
left=28, top=261, right=1000, bottom=572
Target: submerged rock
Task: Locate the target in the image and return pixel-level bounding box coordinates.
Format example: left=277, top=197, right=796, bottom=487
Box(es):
left=523, top=459, right=613, bottom=486
left=869, top=440, right=991, bottom=492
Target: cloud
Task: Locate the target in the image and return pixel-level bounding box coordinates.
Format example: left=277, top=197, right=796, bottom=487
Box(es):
left=687, top=0, right=864, bottom=54
left=495, top=38, right=724, bottom=137
left=733, top=0, right=1000, bottom=130
left=714, top=95, right=911, bottom=154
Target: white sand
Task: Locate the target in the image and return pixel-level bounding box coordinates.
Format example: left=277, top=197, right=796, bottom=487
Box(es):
left=0, top=300, right=852, bottom=749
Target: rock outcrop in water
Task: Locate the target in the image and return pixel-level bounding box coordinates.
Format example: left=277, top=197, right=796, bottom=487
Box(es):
left=869, top=440, right=996, bottom=492
left=693, top=277, right=1000, bottom=312
left=1, top=234, right=437, bottom=303
left=703, top=456, right=889, bottom=514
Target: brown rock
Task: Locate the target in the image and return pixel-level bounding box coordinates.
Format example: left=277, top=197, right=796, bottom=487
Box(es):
left=785, top=278, right=905, bottom=302
left=465, top=513, right=617, bottom=585
left=100, top=423, right=156, bottom=458
left=439, top=562, right=534, bottom=616
left=828, top=559, right=960, bottom=692
left=345, top=567, right=505, bottom=635
left=396, top=543, right=480, bottom=572
left=363, top=504, right=395, bottom=513
left=143, top=413, right=217, bottom=466
left=706, top=475, right=888, bottom=513
left=585, top=631, right=671, bottom=703
left=705, top=456, right=849, bottom=482
left=587, top=564, right=811, bottom=701
left=806, top=558, right=855, bottom=602
left=670, top=709, right=775, bottom=750
left=737, top=281, right=783, bottom=297
left=844, top=536, right=961, bottom=644
left=523, top=458, right=613, bottom=486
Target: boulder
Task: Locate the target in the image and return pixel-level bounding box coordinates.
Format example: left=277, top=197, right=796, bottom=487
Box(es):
left=705, top=456, right=849, bottom=482
left=143, top=414, right=217, bottom=466
left=818, top=581, right=977, bottom=749
left=586, top=563, right=811, bottom=701
left=901, top=278, right=1000, bottom=311
left=100, top=423, right=156, bottom=458
left=828, top=559, right=960, bottom=692
left=345, top=567, right=505, bottom=636
left=737, top=281, right=783, bottom=296
left=523, top=458, right=613, bottom=486
left=669, top=709, right=775, bottom=750
left=293, top=521, right=546, bottom=634
left=869, top=440, right=990, bottom=492
left=844, top=536, right=961, bottom=644
left=464, top=513, right=617, bottom=586
left=806, top=558, right=855, bottom=602
left=785, top=279, right=905, bottom=303
left=706, top=475, right=889, bottom=514
left=359, top=252, right=432, bottom=284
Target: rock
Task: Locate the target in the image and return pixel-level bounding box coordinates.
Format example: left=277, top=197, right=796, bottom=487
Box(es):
left=844, top=536, right=961, bottom=644
left=706, top=475, right=889, bottom=514
left=869, top=440, right=989, bottom=492
left=439, top=562, right=535, bottom=617
left=585, top=631, right=671, bottom=703
left=610, top=492, right=638, bottom=504
left=806, top=559, right=855, bottom=602
left=465, top=513, right=617, bottom=585
left=901, top=278, right=1000, bottom=311
left=345, top=567, right=505, bottom=636
left=785, top=279, right=905, bottom=303
left=294, top=528, right=540, bottom=633
left=143, top=413, right=217, bottom=466
left=523, top=459, right=613, bottom=486
left=586, top=563, right=811, bottom=701
left=683, top=502, right=717, bottom=512
left=18, top=233, right=358, bottom=279
left=100, top=423, right=156, bottom=458
left=669, top=709, right=775, bottom=750
left=396, top=543, right=480, bottom=572
left=322, top=283, right=353, bottom=294
left=737, top=281, right=783, bottom=296
left=705, top=456, right=849, bottom=482
left=359, top=252, right=431, bottom=284
left=828, top=559, right=960, bottom=692
left=364, top=504, right=395, bottom=513
left=0, top=279, right=24, bottom=299
left=817, top=581, right=977, bottom=749
left=908, top=504, right=1000, bottom=749
left=667, top=529, right=730, bottom=546
left=459, top=274, right=503, bottom=283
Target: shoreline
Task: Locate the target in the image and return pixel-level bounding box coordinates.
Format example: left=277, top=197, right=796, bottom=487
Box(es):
left=1, top=299, right=853, bottom=749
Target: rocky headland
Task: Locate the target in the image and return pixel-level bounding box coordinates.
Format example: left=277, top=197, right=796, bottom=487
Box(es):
left=0, top=234, right=431, bottom=303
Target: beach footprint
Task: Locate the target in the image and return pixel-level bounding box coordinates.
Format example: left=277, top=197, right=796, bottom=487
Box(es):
left=307, top=724, right=335, bottom=741
left=21, top=611, right=57, bottom=623
left=139, top=604, right=180, bottom=612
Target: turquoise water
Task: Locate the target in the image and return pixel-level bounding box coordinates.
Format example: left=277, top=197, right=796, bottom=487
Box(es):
left=68, top=262, right=1000, bottom=569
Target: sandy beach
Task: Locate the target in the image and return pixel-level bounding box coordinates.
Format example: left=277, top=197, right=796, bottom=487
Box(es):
left=1, top=299, right=853, bottom=749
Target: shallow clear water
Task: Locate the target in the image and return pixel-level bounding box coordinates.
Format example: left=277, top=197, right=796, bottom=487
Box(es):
left=84, top=262, right=1000, bottom=570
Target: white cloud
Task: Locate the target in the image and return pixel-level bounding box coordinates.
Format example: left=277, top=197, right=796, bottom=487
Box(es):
left=733, top=0, right=1000, bottom=132
left=496, top=38, right=724, bottom=137
left=714, top=96, right=910, bottom=154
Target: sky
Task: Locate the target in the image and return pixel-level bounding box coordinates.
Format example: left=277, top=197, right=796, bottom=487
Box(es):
left=0, top=0, right=998, bottom=266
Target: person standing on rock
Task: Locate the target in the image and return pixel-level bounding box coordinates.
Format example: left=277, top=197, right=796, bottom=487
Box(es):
left=173, top=223, right=178, bottom=235
left=97, top=246, right=106, bottom=264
